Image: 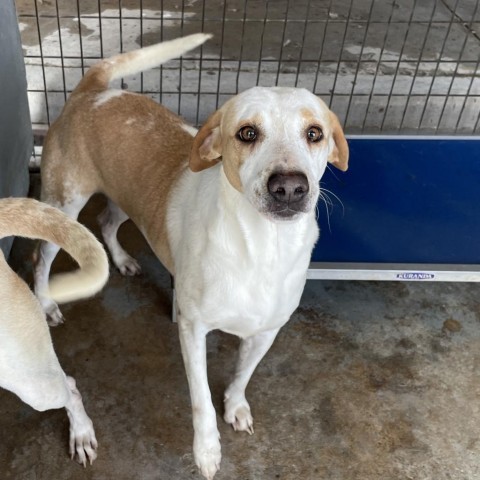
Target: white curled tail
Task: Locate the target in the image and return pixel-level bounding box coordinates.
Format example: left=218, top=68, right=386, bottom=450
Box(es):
left=0, top=197, right=109, bottom=304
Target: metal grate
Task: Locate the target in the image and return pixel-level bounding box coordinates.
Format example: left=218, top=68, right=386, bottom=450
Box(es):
left=16, top=0, right=480, bottom=136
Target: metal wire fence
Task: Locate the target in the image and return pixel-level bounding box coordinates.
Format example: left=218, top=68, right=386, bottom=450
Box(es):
left=16, top=0, right=480, bottom=137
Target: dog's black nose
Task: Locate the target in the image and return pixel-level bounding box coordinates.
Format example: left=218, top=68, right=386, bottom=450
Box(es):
left=267, top=172, right=309, bottom=204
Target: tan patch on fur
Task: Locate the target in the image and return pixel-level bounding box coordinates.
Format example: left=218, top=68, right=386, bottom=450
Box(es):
left=76, top=64, right=112, bottom=93
left=300, top=108, right=325, bottom=132
left=190, top=110, right=223, bottom=172
left=222, top=159, right=243, bottom=192
left=190, top=109, right=260, bottom=193
left=300, top=107, right=349, bottom=171
left=328, top=112, right=349, bottom=171
left=0, top=199, right=65, bottom=246
left=222, top=113, right=264, bottom=193
left=41, top=88, right=193, bottom=274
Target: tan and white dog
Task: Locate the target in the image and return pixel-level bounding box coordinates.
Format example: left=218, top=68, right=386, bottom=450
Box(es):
left=0, top=197, right=109, bottom=465
left=34, top=34, right=349, bottom=478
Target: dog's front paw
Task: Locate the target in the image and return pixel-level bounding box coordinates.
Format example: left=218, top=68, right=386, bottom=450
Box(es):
left=224, top=394, right=254, bottom=434
left=194, top=433, right=221, bottom=480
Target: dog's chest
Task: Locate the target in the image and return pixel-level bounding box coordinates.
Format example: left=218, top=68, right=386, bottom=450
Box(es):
left=168, top=168, right=319, bottom=337
left=176, top=213, right=317, bottom=337
left=211, top=249, right=308, bottom=335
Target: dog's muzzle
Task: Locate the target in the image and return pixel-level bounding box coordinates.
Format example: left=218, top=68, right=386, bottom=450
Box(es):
left=266, top=171, right=310, bottom=219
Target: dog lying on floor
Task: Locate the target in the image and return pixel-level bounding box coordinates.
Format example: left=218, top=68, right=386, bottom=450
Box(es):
left=33, top=33, right=349, bottom=478
left=0, top=197, right=108, bottom=465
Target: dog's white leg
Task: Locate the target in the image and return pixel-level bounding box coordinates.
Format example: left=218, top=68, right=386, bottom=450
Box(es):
left=2, top=364, right=96, bottom=464
left=35, top=240, right=63, bottom=325
left=34, top=196, right=89, bottom=325
left=97, top=199, right=141, bottom=276
left=178, top=317, right=221, bottom=480
left=64, top=376, right=98, bottom=466
left=224, top=328, right=280, bottom=434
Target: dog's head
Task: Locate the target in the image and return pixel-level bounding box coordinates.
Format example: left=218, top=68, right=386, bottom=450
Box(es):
left=190, top=87, right=348, bottom=222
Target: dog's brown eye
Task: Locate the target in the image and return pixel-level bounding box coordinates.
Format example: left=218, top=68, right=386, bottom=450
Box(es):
left=307, top=126, right=323, bottom=143
left=238, top=126, right=257, bottom=143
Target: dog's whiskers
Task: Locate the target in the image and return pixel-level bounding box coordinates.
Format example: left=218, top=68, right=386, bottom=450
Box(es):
left=318, top=186, right=345, bottom=233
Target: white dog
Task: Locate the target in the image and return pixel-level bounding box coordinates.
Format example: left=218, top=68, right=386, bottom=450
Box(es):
left=0, top=197, right=109, bottom=465
left=34, top=34, right=349, bottom=478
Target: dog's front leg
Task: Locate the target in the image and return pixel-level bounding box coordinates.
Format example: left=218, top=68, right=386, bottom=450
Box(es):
left=178, top=317, right=221, bottom=480
left=224, top=328, right=280, bottom=434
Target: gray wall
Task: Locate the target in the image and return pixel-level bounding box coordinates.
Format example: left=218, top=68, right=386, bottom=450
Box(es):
left=0, top=0, right=32, bottom=257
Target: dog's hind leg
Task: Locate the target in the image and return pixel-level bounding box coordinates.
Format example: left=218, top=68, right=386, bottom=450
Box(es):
left=223, top=328, right=280, bottom=434
left=97, top=198, right=141, bottom=275
left=35, top=240, right=64, bottom=325
left=34, top=195, right=91, bottom=325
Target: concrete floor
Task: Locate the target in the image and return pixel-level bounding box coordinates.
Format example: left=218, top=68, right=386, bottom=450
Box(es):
left=2, top=180, right=480, bottom=479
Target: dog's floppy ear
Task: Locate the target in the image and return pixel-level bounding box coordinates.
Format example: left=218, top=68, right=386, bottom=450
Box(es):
left=328, top=112, right=349, bottom=172
left=190, top=110, right=223, bottom=172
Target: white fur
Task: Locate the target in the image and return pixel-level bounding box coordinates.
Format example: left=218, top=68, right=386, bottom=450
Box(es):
left=168, top=167, right=318, bottom=336
left=181, top=123, right=199, bottom=137
left=94, top=89, right=126, bottom=107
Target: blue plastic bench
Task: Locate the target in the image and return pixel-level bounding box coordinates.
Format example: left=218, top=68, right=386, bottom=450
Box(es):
left=309, top=136, right=480, bottom=282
